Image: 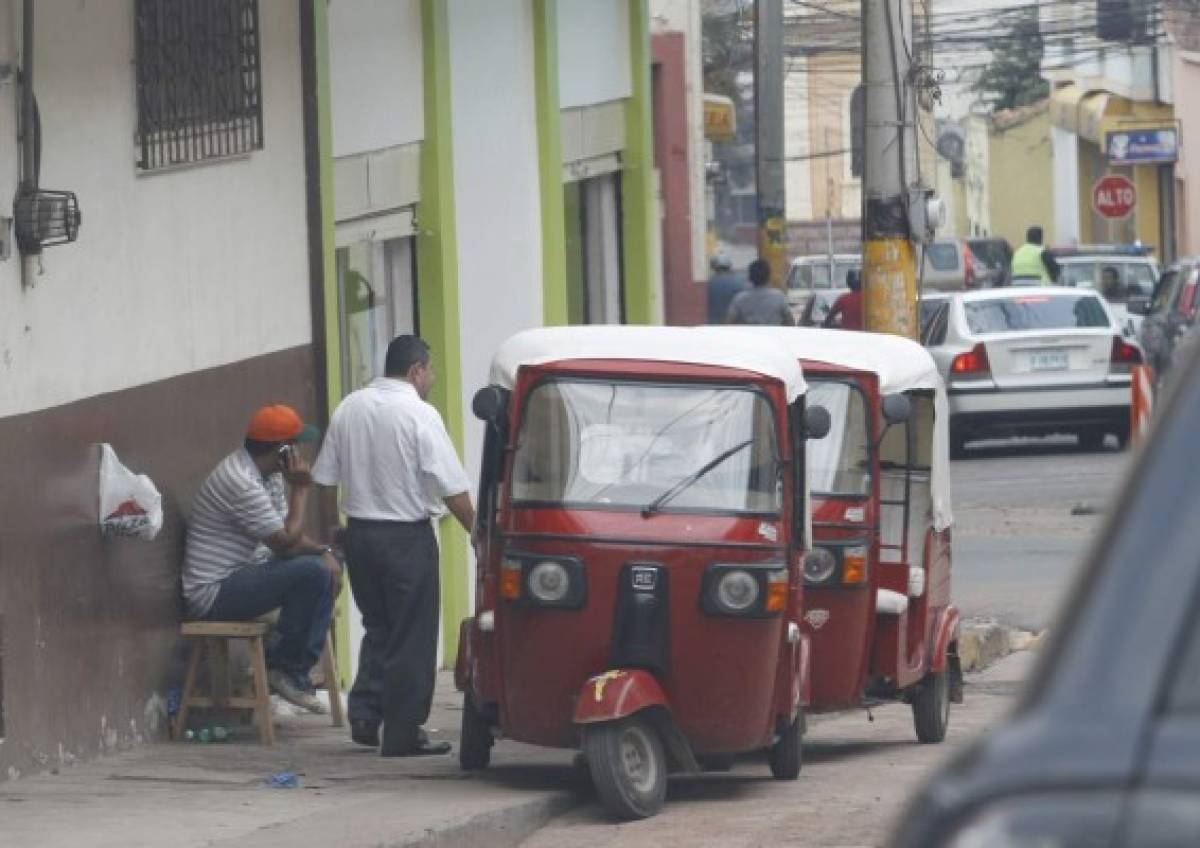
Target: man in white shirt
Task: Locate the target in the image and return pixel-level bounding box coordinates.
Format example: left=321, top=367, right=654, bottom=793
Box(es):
left=313, top=335, right=476, bottom=757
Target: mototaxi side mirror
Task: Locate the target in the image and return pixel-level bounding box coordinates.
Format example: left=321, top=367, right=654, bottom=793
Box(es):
left=1126, top=296, right=1151, bottom=316
left=472, top=385, right=507, bottom=423
left=802, top=405, right=832, bottom=440
left=882, top=393, right=912, bottom=425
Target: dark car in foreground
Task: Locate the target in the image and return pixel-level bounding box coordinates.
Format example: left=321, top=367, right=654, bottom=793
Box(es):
left=889, top=346, right=1200, bottom=847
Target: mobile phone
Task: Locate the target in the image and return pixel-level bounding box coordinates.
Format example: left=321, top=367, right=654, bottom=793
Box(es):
left=278, top=444, right=293, bottom=465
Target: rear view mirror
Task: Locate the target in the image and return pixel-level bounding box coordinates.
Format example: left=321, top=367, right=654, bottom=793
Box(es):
left=802, top=405, right=832, bottom=440
left=472, top=386, right=507, bottom=423
left=882, top=393, right=912, bottom=425
left=1126, top=296, right=1151, bottom=316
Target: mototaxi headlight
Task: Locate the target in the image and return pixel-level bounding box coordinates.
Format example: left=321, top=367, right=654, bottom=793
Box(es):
left=716, top=569, right=760, bottom=612
left=528, top=561, right=571, bottom=603
left=804, top=547, right=838, bottom=584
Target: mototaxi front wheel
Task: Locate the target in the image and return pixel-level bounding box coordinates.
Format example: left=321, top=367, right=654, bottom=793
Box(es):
left=912, top=670, right=950, bottom=744
left=583, top=715, right=668, bottom=820
left=768, top=710, right=804, bottom=779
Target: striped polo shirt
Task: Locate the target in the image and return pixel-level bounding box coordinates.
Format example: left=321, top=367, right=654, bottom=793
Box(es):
left=183, top=448, right=285, bottom=617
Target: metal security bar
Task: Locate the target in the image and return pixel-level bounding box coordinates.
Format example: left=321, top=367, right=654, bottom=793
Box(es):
left=134, top=0, right=263, bottom=171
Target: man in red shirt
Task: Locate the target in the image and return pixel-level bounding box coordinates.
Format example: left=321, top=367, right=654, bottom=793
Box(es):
left=823, top=268, right=863, bottom=330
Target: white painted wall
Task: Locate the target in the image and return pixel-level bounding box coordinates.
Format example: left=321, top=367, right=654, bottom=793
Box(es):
left=0, top=0, right=19, bottom=285
left=0, top=1, right=310, bottom=419
left=447, top=0, right=544, bottom=590
left=329, top=0, right=424, bottom=158
left=963, top=116, right=990, bottom=236
left=784, top=57, right=814, bottom=221
left=1052, top=125, right=1081, bottom=245
left=558, top=0, right=632, bottom=109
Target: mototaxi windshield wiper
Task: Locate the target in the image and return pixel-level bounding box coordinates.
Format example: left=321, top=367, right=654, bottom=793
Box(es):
left=641, top=439, right=754, bottom=518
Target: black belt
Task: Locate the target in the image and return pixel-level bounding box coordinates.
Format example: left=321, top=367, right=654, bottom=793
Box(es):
left=347, top=516, right=432, bottom=528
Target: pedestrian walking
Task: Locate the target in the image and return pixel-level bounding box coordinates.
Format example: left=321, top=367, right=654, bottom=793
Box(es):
left=707, top=252, right=748, bottom=324
left=313, top=335, right=476, bottom=757
left=726, top=258, right=794, bottom=326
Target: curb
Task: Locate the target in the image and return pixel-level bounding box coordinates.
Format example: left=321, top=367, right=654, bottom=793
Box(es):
left=958, top=621, right=1040, bottom=673
left=397, top=792, right=580, bottom=848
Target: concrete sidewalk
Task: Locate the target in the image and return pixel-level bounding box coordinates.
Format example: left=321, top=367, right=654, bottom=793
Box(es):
left=0, top=672, right=582, bottom=848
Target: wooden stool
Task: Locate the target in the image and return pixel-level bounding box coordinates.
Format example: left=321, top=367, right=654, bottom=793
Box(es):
left=174, top=621, right=275, bottom=745
left=314, top=613, right=345, bottom=728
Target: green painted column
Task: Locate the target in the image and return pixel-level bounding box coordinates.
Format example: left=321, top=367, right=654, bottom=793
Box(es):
left=418, top=0, right=470, bottom=663
left=533, top=0, right=569, bottom=326
left=621, top=0, right=661, bottom=325
left=308, top=0, right=352, bottom=685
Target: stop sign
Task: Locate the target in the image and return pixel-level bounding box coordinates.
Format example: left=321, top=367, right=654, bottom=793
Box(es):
left=1093, top=174, right=1137, bottom=220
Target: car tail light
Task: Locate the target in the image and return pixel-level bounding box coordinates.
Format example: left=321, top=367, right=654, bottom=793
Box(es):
left=963, top=246, right=977, bottom=289
left=1180, top=281, right=1198, bottom=323
left=1110, top=336, right=1143, bottom=372
left=951, top=343, right=991, bottom=377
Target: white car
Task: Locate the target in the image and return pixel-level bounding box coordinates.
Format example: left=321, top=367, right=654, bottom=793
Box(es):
left=922, top=287, right=1141, bottom=455
left=785, top=254, right=861, bottom=323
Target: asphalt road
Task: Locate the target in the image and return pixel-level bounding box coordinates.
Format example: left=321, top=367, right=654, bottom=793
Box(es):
left=951, top=435, right=1132, bottom=632
left=522, top=652, right=1033, bottom=848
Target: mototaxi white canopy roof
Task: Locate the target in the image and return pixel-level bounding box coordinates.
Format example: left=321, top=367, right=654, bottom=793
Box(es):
left=488, top=325, right=808, bottom=403
left=701, top=327, right=953, bottom=530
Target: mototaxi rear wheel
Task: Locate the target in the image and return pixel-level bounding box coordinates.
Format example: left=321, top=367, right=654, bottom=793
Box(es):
left=768, top=710, right=804, bottom=780
left=459, top=692, right=493, bottom=771
left=912, top=670, right=950, bottom=744
left=584, top=715, right=668, bottom=820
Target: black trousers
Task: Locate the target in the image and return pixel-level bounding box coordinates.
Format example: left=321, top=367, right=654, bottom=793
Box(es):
left=344, top=518, right=439, bottom=748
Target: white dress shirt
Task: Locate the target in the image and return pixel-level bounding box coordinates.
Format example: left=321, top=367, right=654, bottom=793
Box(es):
left=312, top=378, right=471, bottom=521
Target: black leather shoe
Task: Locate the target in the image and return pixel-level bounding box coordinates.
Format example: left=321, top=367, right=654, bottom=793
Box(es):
left=351, top=720, right=380, bottom=747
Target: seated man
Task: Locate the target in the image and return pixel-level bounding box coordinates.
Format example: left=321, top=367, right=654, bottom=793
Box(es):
left=182, top=404, right=342, bottom=713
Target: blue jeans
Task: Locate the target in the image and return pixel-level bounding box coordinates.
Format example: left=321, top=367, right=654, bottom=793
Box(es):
left=204, top=555, right=334, bottom=678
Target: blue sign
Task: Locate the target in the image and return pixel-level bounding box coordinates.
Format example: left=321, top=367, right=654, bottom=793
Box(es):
left=1106, top=128, right=1179, bottom=164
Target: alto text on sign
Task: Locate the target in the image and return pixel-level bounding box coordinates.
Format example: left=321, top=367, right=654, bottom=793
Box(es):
left=1092, top=174, right=1137, bottom=220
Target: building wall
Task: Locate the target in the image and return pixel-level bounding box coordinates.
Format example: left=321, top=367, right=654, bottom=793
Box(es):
left=0, top=1, right=315, bottom=778
left=447, top=0, right=544, bottom=543
left=783, top=55, right=814, bottom=222
left=988, top=110, right=1055, bottom=249
left=558, top=0, right=633, bottom=109
left=328, top=0, right=423, bottom=158
left=804, top=52, right=859, bottom=222
left=0, top=1, right=310, bottom=420
left=1052, top=125, right=1081, bottom=245
left=1172, top=50, right=1200, bottom=255
left=963, top=116, right=990, bottom=237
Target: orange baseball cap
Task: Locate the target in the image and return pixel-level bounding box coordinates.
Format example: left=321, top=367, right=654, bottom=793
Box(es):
left=246, top=405, right=320, bottom=443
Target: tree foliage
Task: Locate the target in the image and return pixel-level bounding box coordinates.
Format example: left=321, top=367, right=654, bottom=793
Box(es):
left=972, top=6, right=1050, bottom=112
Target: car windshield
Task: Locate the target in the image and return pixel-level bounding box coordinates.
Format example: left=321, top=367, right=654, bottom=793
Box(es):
left=963, top=294, right=1111, bottom=334
left=788, top=259, right=859, bottom=291
left=1059, top=260, right=1157, bottom=302
left=832, top=260, right=861, bottom=288
left=806, top=381, right=871, bottom=497
left=969, top=241, right=1009, bottom=270
left=511, top=380, right=782, bottom=514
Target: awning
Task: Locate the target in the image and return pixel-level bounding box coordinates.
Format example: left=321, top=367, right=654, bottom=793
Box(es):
left=1050, top=84, right=1086, bottom=134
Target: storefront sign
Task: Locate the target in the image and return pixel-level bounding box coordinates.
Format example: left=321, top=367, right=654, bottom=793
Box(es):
left=703, top=94, right=736, bottom=144
left=1106, top=128, right=1178, bottom=164
left=1092, top=174, right=1137, bottom=220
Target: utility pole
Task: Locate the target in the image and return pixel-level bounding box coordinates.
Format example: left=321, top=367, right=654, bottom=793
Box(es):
left=861, top=0, right=922, bottom=338
left=755, top=0, right=786, bottom=286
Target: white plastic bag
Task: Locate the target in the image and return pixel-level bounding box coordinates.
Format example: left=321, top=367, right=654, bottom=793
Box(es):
left=98, top=443, right=163, bottom=540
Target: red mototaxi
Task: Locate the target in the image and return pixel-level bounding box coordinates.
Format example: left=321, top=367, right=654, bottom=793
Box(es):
left=713, top=327, right=961, bottom=742
left=455, top=325, right=830, bottom=818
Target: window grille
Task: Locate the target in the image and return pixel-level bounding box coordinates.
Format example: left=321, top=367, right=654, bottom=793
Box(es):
left=134, top=0, right=264, bottom=171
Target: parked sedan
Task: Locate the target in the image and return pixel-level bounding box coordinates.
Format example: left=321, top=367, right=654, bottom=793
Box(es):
left=924, top=287, right=1139, bottom=455
left=890, top=341, right=1200, bottom=848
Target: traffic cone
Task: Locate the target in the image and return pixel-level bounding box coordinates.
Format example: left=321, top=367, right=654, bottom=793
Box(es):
left=1130, top=365, right=1154, bottom=444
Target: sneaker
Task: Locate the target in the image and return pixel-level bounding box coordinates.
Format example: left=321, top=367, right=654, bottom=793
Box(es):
left=268, top=669, right=327, bottom=714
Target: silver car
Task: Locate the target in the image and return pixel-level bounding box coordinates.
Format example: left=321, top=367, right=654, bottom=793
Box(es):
left=923, top=287, right=1139, bottom=455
